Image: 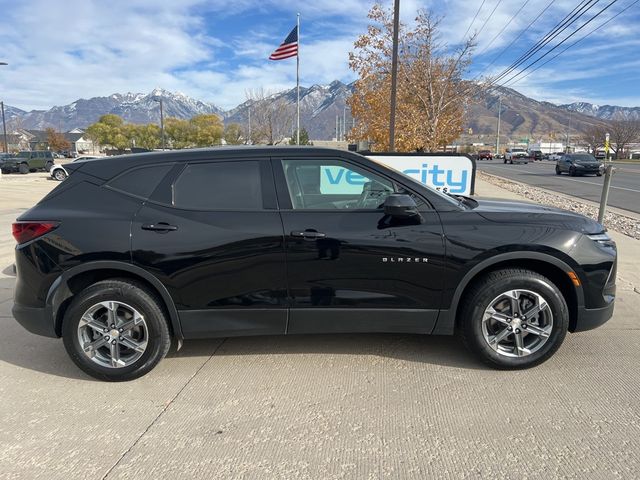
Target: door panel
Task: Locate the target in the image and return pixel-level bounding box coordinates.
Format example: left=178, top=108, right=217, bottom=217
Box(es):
left=131, top=159, right=287, bottom=339
left=275, top=157, right=446, bottom=334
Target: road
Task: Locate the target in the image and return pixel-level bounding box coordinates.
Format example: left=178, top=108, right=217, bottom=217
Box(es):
left=476, top=159, right=640, bottom=215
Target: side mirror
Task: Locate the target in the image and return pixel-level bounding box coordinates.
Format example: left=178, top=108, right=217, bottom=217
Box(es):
left=384, top=194, right=419, bottom=218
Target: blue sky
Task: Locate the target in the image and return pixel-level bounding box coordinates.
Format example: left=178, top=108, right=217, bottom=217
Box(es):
left=0, top=0, right=638, bottom=111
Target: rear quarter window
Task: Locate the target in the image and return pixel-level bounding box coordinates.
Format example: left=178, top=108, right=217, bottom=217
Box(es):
left=107, top=164, right=173, bottom=200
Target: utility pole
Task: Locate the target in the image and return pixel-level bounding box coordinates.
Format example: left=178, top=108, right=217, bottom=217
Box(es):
left=1, top=101, right=7, bottom=154
left=247, top=108, right=251, bottom=145
left=153, top=96, right=165, bottom=150
left=0, top=62, right=8, bottom=157
left=343, top=106, right=347, bottom=141
left=495, top=96, right=502, bottom=156
left=388, top=0, right=400, bottom=152
left=336, top=115, right=339, bottom=141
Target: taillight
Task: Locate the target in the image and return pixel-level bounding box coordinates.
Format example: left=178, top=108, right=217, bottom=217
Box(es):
left=12, top=222, right=59, bottom=244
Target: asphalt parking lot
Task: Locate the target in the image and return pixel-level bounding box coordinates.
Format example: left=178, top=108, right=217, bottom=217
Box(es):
left=1, top=173, right=640, bottom=479
left=477, top=158, right=640, bottom=215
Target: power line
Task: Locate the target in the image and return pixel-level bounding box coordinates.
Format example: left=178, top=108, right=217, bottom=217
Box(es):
left=474, top=0, right=505, bottom=39
left=500, top=0, right=620, bottom=85
left=461, top=0, right=487, bottom=42
left=492, top=0, right=601, bottom=85
left=474, top=0, right=558, bottom=80
left=477, top=0, right=532, bottom=57
left=505, top=0, right=639, bottom=85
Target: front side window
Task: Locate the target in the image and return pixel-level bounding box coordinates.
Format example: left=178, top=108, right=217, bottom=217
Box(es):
left=173, top=161, right=262, bottom=211
left=282, top=159, right=395, bottom=210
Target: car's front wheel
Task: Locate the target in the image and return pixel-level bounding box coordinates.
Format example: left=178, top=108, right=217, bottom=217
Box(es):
left=460, top=269, right=568, bottom=369
left=555, top=165, right=561, bottom=175
left=62, top=279, right=171, bottom=381
left=53, top=168, right=67, bottom=181
left=45, top=161, right=53, bottom=172
left=18, top=163, right=29, bottom=174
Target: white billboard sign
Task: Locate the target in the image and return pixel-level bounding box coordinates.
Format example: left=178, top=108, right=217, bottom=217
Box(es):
left=367, top=154, right=475, bottom=196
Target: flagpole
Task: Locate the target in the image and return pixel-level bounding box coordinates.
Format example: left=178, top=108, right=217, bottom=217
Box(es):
left=296, top=13, right=300, bottom=146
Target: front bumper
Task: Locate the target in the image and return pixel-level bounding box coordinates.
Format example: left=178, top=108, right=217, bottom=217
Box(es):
left=572, top=299, right=615, bottom=332
left=12, top=303, right=58, bottom=338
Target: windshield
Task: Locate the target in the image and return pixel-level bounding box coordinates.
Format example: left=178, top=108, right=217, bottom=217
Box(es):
left=511, top=149, right=525, bottom=152
left=571, top=154, right=597, bottom=162
left=390, top=168, right=463, bottom=207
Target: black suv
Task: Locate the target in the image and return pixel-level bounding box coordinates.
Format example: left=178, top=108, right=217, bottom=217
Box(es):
left=1, top=150, right=55, bottom=174
left=12, top=148, right=617, bottom=381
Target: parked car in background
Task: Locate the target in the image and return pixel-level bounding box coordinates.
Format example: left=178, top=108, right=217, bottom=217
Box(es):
left=556, top=153, right=604, bottom=176
left=529, top=150, right=543, bottom=161
left=478, top=150, right=493, bottom=160
left=50, top=156, right=99, bottom=181
left=504, top=148, right=529, bottom=164
left=12, top=147, right=617, bottom=380
left=549, top=152, right=565, bottom=161
left=1, top=151, right=55, bottom=174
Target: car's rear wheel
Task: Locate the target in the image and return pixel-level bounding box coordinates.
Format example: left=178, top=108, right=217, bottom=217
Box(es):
left=459, top=269, right=568, bottom=369
left=62, top=279, right=171, bottom=381
left=18, top=163, right=29, bottom=174
left=555, top=166, right=561, bottom=175
left=53, top=168, right=67, bottom=181
left=569, top=166, right=576, bottom=176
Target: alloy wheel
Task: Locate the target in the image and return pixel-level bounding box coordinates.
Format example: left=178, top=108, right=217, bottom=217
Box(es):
left=77, top=301, right=148, bottom=368
left=481, top=289, right=553, bottom=358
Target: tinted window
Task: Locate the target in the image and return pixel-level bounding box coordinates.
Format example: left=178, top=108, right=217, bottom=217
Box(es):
left=109, top=164, right=173, bottom=199
left=282, top=159, right=395, bottom=210
left=173, top=161, right=262, bottom=210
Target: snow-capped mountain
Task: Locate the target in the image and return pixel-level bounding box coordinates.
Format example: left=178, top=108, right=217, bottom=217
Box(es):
left=3, top=82, right=639, bottom=140
left=559, top=102, right=640, bottom=121
left=9, top=88, right=223, bottom=131
left=224, top=80, right=355, bottom=139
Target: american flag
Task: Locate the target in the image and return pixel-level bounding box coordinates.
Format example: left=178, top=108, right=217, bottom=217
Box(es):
left=269, top=26, right=298, bottom=60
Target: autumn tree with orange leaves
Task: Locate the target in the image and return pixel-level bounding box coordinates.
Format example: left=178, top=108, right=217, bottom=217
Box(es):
left=348, top=4, right=479, bottom=152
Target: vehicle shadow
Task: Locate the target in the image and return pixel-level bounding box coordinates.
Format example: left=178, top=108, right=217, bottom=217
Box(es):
left=0, top=275, right=486, bottom=381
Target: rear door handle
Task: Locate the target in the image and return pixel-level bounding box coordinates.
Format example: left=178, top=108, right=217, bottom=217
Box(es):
left=291, top=230, right=326, bottom=239
left=142, top=222, right=178, bottom=232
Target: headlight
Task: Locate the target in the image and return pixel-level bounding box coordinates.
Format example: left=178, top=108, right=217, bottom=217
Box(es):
left=587, top=233, right=616, bottom=248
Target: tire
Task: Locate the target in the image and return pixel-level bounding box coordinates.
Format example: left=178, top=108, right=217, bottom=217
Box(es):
left=503, top=159, right=507, bottom=164
left=569, top=166, right=576, bottom=177
left=18, top=163, right=29, bottom=174
left=596, top=172, right=602, bottom=177
left=53, top=168, right=67, bottom=181
left=45, top=161, right=53, bottom=172
left=459, top=268, right=568, bottom=369
left=62, top=279, right=171, bottom=381
left=555, top=166, right=561, bottom=175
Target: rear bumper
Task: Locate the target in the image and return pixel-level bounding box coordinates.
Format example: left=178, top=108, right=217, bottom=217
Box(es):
left=572, top=299, right=615, bottom=332
left=12, top=303, right=58, bottom=338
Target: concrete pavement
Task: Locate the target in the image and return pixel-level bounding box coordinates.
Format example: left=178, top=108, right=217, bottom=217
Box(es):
left=1, top=173, right=639, bottom=479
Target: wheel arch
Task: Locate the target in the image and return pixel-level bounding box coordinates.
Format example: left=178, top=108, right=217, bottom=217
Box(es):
left=433, top=252, right=583, bottom=335
left=47, top=261, right=183, bottom=339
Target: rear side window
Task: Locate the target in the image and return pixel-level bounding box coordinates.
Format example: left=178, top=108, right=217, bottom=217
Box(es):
left=108, top=164, right=173, bottom=199
left=173, top=161, right=262, bottom=210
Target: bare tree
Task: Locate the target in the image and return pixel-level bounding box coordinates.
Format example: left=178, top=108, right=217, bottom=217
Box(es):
left=581, top=123, right=609, bottom=154
left=245, top=88, right=294, bottom=145
left=609, top=119, right=640, bottom=159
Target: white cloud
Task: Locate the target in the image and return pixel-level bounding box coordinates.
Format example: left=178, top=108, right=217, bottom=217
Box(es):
left=0, top=0, right=638, bottom=112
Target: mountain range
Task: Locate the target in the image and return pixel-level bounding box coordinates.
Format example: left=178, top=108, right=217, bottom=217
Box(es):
left=3, top=82, right=639, bottom=141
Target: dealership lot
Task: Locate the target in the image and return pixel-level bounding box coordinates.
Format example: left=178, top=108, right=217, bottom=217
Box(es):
left=1, top=173, right=640, bottom=479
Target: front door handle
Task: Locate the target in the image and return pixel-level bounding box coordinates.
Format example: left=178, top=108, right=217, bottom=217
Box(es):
left=142, top=222, right=178, bottom=232
left=291, top=230, right=326, bottom=240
